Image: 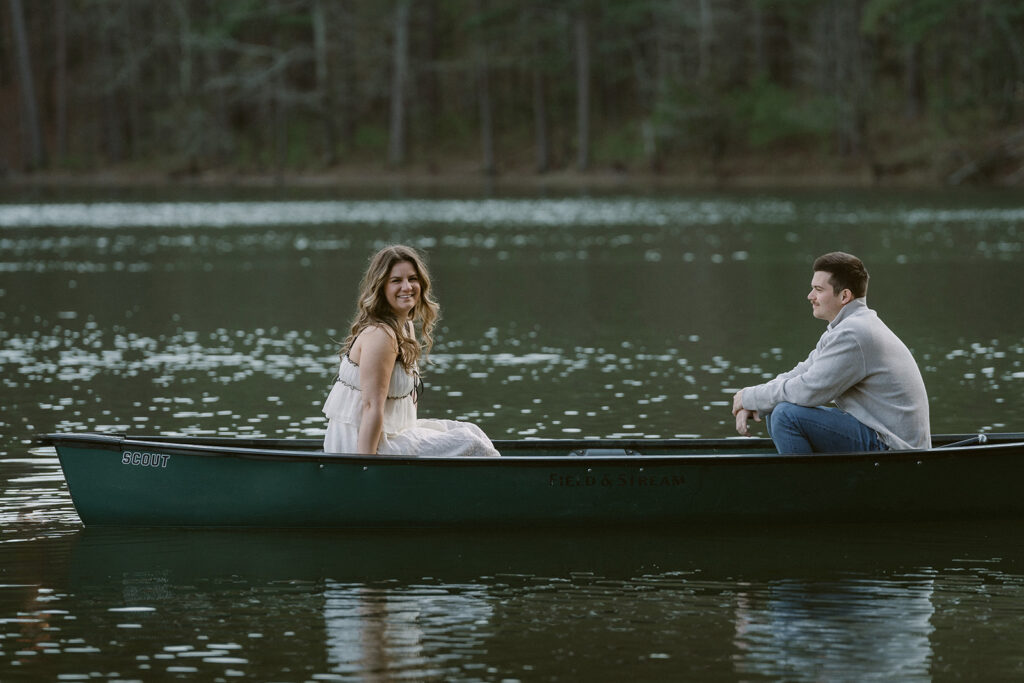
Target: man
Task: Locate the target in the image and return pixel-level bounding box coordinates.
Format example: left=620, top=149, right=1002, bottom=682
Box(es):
left=732, top=252, right=930, bottom=453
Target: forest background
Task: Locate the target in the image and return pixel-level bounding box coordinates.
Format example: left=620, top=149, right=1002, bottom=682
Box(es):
left=2, top=0, right=1023, bottom=189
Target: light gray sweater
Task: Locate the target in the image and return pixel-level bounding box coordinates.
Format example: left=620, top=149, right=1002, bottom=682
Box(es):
left=742, top=299, right=931, bottom=450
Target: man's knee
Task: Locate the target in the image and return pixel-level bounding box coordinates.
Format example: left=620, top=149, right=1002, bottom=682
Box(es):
left=769, top=402, right=801, bottom=428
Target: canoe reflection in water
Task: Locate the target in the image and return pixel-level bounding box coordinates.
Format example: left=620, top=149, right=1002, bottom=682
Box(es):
left=732, top=577, right=935, bottom=680
left=323, top=583, right=493, bottom=676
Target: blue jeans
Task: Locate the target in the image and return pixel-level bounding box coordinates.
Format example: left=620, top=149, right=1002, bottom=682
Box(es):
left=765, top=402, right=888, bottom=454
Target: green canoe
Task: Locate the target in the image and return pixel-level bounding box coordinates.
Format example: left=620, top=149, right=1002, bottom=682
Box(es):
left=39, top=432, right=1024, bottom=528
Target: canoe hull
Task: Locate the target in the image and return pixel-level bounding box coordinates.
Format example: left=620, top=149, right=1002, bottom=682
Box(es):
left=42, top=433, right=1024, bottom=528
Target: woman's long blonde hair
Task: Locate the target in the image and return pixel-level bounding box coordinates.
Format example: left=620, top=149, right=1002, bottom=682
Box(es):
left=342, top=245, right=440, bottom=371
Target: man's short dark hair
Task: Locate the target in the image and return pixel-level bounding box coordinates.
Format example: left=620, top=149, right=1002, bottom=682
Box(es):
left=813, top=252, right=869, bottom=298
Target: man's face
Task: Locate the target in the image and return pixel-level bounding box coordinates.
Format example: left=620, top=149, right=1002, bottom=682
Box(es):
left=808, top=271, right=848, bottom=322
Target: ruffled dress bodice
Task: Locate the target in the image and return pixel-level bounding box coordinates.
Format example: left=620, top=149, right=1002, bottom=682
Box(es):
left=322, top=355, right=416, bottom=435
left=321, top=354, right=500, bottom=457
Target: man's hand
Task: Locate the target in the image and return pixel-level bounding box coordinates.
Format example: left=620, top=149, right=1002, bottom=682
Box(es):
left=735, top=408, right=761, bottom=437
left=733, top=390, right=760, bottom=435
left=732, top=390, right=745, bottom=416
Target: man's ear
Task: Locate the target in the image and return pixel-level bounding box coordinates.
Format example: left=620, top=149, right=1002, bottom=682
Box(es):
left=841, top=288, right=854, bottom=304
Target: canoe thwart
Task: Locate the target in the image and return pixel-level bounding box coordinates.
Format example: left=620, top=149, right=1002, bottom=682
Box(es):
left=570, top=448, right=639, bottom=457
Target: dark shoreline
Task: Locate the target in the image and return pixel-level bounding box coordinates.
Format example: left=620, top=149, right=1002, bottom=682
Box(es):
left=0, top=163, right=992, bottom=194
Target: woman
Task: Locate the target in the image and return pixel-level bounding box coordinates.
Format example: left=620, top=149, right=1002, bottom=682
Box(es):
left=322, top=245, right=499, bottom=457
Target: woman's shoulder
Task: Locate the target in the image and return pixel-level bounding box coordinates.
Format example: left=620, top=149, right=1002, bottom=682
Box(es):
left=361, top=322, right=399, bottom=341
left=351, top=323, right=399, bottom=359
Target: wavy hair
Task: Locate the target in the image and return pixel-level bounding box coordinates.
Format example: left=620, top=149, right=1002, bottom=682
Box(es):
left=813, top=251, right=870, bottom=298
left=342, top=245, right=440, bottom=371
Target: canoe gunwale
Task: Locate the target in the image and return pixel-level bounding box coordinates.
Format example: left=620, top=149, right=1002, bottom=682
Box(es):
left=38, top=431, right=1024, bottom=468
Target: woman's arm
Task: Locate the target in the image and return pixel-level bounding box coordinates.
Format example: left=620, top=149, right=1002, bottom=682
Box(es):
left=355, top=325, right=398, bottom=454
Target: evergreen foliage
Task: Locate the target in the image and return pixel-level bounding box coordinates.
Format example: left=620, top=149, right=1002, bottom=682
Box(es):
left=2, top=0, right=1021, bottom=182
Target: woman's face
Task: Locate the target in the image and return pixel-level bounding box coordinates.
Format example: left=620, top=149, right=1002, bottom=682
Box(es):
left=384, top=260, right=421, bottom=319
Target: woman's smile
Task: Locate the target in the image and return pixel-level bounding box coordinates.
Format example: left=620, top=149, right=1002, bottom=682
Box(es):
left=385, top=261, right=421, bottom=318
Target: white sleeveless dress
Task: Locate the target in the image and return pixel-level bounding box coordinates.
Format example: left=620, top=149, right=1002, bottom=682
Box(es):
left=322, top=355, right=500, bottom=457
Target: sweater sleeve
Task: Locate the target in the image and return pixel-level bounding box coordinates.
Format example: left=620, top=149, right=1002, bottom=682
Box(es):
left=743, top=328, right=867, bottom=413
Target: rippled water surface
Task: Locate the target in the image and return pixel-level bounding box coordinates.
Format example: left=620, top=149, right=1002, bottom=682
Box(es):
left=2, top=188, right=1023, bottom=680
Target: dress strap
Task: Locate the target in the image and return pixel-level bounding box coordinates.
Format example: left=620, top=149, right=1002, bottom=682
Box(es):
left=339, top=323, right=421, bottom=402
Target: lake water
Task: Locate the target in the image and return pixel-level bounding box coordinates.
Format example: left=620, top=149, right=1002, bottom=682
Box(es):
left=1, top=187, right=1023, bottom=680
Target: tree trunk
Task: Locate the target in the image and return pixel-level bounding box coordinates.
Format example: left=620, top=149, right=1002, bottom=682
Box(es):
left=751, top=2, right=766, bottom=80
left=176, top=0, right=192, bottom=94
left=388, top=0, right=411, bottom=167
left=205, top=48, right=230, bottom=164
left=475, top=0, right=496, bottom=176
left=313, top=0, right=338, bottom=165
left=124, top=3, right=143, bottom=160
left=532, top=36, right=550, bottom=174
left=574, top=11, right=590, bottom=171
left=54, top=0, right=68, bottom=162
left=904, top=43, right=924, bottom=121
left=334, top=1, right=357, bottom=152
left=98, top=7, right=123, bottom=163
left=272, top=29, right=288, bottom=183
left=8, top=0, right=47, bottom=169
left=697, top=0, right=713, bottom=83
left=420, top=0, right=442, bottom=153
left=832, top=0, right=867, bottom=157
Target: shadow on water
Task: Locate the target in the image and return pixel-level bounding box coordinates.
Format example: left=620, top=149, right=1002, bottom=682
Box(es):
left=8, top=519, right=1022, bottom=588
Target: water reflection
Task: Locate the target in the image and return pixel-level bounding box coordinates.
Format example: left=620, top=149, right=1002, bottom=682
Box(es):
left=733, top=577, right=935, bottom=681
left=3, top=321, right=1021, bottom=449
left=0, top=197, right=799, bottom=228
left=2, top=190, right=1023, bottom=679
left=2, top=523, right=1022, bottom=680
left=323, top=583, right=494, bottom=678
left=2, top=196, right=1024, bottom=234
left=3, top=199, right=1023, bottom=282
